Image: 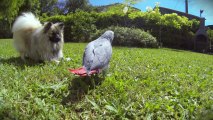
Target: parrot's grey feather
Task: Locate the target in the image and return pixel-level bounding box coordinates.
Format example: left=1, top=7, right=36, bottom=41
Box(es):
left=83, top=30, right=114, bottom=73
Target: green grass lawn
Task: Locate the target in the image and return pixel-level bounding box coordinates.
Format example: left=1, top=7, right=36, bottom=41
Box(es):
left=0, top=39, right=213, bottom=119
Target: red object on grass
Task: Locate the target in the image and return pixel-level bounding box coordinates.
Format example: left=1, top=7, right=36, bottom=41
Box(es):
left=69, top=67, right=98, bottom=77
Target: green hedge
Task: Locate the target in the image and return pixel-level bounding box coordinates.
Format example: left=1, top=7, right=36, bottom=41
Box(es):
left=94, top=7, right=199, bottom=49
left=30, top=7, right=200, bottom=49
left=91, top=26, right=158, bottom=48
left=0, top=19, right=12, bottom=38
left=42, top=11, right=97, bottom=42
left=207, top=29, right=213, bottom=44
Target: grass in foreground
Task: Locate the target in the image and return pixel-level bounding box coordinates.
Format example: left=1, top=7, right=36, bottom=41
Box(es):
left=0, top=39, right=213, bottom=119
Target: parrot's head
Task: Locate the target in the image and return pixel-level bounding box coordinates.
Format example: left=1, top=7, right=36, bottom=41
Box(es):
left=101, top=30, right=114, bottom=43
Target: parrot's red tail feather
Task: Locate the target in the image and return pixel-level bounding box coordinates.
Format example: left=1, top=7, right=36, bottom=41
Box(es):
left=69, top=67, right=98, bottom=77
left=69, top=67, right=86, bottom=75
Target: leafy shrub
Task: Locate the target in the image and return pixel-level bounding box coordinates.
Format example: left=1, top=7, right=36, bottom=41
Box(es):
left=0, top=19, right=12, bottom=38
left=159, top=29, right=195, bottom=49
left=95, top=12, right=127, bottom=29
left=158, top=13, right=199, bottom=33
left=207, top=29, right=213, bottom=44
left=91, top=26, right=158, bottom=48
left=42, top=11, right=97, bottom=42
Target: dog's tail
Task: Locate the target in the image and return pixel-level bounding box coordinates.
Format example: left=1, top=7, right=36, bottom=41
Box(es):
left=12, top=12, right=42, bottom=33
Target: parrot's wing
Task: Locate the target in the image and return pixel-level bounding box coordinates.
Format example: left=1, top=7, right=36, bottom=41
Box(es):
left=90, top=40, right=112, bottom=70
left=83, top=41, right=96, bottom=72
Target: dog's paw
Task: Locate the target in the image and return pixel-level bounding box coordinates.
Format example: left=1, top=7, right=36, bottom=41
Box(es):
left=52, top=60, right=60, bottom=65
left=65, top=57, right=71, bottom=61
left=61, top=57, right=71, bottom=61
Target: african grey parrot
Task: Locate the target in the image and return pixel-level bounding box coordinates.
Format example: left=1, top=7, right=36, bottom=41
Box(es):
left=69, top=30, right=114, bottom=76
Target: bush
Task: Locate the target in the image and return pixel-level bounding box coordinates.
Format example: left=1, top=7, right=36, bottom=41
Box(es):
left=91, top=26, right=158, bottom=48
left=207, top=29, right=213, bottom=44
left=0, top=19, right=12, bottom=38
left=95, top=12, right=127, bottom=29
left=42, top=11, right=97, bottom=42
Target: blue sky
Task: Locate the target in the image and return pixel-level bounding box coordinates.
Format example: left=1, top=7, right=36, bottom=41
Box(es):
left=89, top=0, right=213, bottom=25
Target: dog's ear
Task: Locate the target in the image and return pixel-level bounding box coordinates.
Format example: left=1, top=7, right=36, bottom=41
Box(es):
left=58, top=22, right=64, bottom=29
left=44, top=22, right=52, bottom=33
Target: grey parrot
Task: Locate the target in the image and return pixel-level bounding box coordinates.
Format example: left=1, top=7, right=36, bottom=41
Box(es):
left=69, top=30, right=114, bottom=76
left=83, top=30, right=114, bottom=75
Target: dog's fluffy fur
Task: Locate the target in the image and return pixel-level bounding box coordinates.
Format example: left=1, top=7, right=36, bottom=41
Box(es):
left=12, top=12, right=64, bottom=62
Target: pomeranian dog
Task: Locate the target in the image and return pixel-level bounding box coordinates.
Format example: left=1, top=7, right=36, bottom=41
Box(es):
left=12, top=12, right=64, bottom=62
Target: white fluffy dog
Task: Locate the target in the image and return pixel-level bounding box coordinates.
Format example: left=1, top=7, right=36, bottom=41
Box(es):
left=12, top=12, right=64, bottom=62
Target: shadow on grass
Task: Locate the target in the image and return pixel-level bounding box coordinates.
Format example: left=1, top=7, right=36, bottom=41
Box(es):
left=0, top=57, right=44, bottom=69
left=62, top=75, right=105, bottom=105
left=0, top=108, right=17, bottom=120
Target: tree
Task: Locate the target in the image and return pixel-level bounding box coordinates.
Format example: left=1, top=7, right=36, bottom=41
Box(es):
left=64, top=0, right=91, bottom=13
left=122, top=0, right=143, bottom=14
left=39, top=0, right=59, bottom=16
left=0, top=0, right=41, bottom=38
left=0, top=0, right=25, bottom=24
left=0, top=0, right=41, bottom=24
left=19, top=0, right=40, bottom=15
left=123, top=0, right=143, bottom=6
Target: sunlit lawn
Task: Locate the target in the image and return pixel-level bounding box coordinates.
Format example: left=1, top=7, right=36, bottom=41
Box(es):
left=0, top=39, right=212, bottom=119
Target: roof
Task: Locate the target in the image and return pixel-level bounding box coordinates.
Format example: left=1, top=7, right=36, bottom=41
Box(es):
left=158, top=6, right=201, bottom=20
left=207, top=25, right=213, bottom=30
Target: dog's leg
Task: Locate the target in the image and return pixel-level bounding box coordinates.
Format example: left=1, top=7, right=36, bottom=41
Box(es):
left=20, top=52, right=26, bottom=61
left=58, top=50, right=63, bottom=59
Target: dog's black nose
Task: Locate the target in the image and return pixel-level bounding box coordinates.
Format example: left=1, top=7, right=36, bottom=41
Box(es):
left=49, top=35, right=61, bottom=43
